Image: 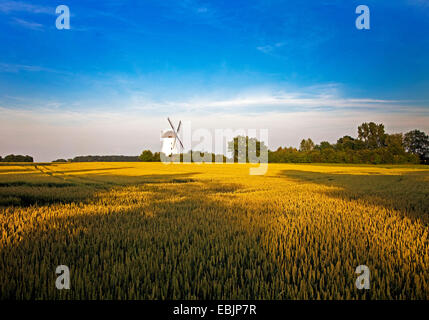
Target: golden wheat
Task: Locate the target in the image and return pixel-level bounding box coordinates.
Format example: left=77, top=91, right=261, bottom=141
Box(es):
left=0, top=162, right=428, bottom=299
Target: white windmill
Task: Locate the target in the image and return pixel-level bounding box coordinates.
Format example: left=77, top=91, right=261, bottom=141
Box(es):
left=161, top=117, right=184, bottom=156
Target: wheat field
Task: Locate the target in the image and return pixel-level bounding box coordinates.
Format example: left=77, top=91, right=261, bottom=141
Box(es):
left=0, top=162, right=428, bottom=299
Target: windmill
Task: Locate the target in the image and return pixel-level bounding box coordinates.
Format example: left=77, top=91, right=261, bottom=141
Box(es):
left=161, top=117, right=184, bottom=156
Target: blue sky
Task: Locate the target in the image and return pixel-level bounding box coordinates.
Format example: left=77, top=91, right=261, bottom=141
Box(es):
left=1, top=0, right=429, bottom=161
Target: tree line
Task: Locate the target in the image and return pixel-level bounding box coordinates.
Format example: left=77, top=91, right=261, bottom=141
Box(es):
left=0, top=154, right=33, bottom=163
left=268, top=123, right=428, bottom=165
left=139, top=150, right=228, bottom=163
left=138, top=122, right=429, bottom=165
left=43, top=122, right=429, bottom=165
left=52, top=155, right=142, bottom=163
left=4, top=122, right=427, bottom=165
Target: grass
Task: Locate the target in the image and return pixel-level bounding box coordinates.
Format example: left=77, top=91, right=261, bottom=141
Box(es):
left=0, top=162, right=428, bottom=299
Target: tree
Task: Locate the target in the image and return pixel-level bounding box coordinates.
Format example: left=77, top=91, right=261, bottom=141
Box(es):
left=358, top=122, right=386, bottom=149
left=385, top=133, right=405, bottom=155
left=228, top=136, right=268, bottom=163
left=404, top=130, right=429, bottom=163
left=336, top=136, right=360, bottom=150
left=318, top=141, right=333, bottom=150
left=299, top=138, right=315, bottom=152
left=52, top=159, right=67, bottom=163
left=152, top=152, right=161, bottom=162
left=139, top=150, right=154, bottom=162
left=2, top=154, right=33, bottom=162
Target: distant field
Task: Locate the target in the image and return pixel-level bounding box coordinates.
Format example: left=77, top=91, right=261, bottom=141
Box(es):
left=0, top=162, right=428, bottom=299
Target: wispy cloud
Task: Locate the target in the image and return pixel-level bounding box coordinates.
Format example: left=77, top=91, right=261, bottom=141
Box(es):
left=126, top=88, right=428, bottom=116
left=157, top=0, right=224, bottom=29
left=176, top=0, right=214, bottom=16
left=2, top=73, right=426, bottom=115
left=0, top=62, right=66, bottom=73
left=256, top=42, right=285, bottom=54
left=0, top=0, right=53, bottom=14
left=0, top=62, right=44, bottom=72
left=11, top=17, right=43, bottom=30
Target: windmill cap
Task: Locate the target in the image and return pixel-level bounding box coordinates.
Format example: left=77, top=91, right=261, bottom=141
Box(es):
left=161, top=130, right=175, bottom=138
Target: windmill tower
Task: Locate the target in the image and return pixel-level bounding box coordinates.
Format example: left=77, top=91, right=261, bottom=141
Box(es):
left=161, top=118, right=184, bottom=156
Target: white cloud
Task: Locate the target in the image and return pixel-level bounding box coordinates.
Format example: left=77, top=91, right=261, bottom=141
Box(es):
left=11, top=17, right=43, bottom=30
left=0, top=62, right=68, bottom=74
left=0, top=62, right=43, bottom=72
left=0, top=1, right=53, bottom=14
left=127, top=89, right=426, bottom=115
left=256, top=42, right=285, bottom=54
